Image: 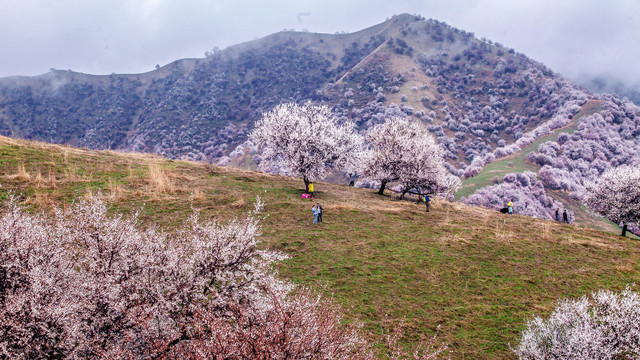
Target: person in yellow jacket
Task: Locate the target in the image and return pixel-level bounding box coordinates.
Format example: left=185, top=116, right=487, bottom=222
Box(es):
left=507, top=201, right=513, bottom=215
left=308, top=182, right=315, bottom=198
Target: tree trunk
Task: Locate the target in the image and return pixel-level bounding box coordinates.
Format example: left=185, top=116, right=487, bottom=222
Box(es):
left=400, top=190, right=406, bottom=200
left=622, top=223, right=628, bottom=237
left=377, top=180, right=387, bottom=195
left=304, top=177, right=310, bottom=192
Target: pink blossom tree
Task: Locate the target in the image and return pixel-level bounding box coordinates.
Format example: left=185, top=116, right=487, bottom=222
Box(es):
left=0, top=195, right=370, bottom=358
left=583, top=164, right=640, bottom=237
left=514, top=286, right=640, bottom=359
left=250, top=102, right=363, bottom=191
left=361, top=116, right=459, bottom=198
left=1, top=195, right=449, bottom=359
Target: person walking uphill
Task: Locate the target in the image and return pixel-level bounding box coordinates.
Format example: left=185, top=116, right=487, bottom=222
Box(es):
left=423, top=194, right=431, bottom=212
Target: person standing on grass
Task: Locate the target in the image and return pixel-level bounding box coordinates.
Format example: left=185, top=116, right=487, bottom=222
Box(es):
left=508, top=201, right=513, bottom=215
left=349, top=173, right=355, bottom=187
left=312, top=205, right=319, bottom=224
left=308, top=182, right=315, bottom=198
left=563, top=209, right=568, bottom=224
left=316, top=203, right=323, bottom=223
left=423, top=194, right=431, bottom=212
left=556, top=209, right=560, bottom=222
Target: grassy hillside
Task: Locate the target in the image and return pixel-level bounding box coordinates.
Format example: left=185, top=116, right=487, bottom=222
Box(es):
left=1, top=136, right=639, bottom=359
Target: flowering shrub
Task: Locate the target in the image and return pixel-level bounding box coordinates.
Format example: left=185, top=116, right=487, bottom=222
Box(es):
left=514, top=286, right=640, bottom=359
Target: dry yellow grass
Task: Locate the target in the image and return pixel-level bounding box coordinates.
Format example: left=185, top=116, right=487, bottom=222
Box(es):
left=230, top=197, right=247, bottom=208
left=24, top=191, right=55, bottom=208
left=541, top=222, right=550, bottom=240
left=108, top=178, right=124, bottom=201
left=148, top=162, right=173, bottom=194
left=83, top=188, right=94, bottom=201
left=34, top=170, right=46, bottom=188
left=16, top=164, right=31, bottom=182
left=66, top=164, right=78, bottom=181
left=48, top=169, right=57, bottom=188
left=192, top=188, right=205, bottom=201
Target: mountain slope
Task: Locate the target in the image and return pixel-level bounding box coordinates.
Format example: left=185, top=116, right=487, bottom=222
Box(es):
left=0, top=14, right=582, bottom=166
left=1, top=135, right=639, bottom=359
left=1, top=13, right=638, bottom=235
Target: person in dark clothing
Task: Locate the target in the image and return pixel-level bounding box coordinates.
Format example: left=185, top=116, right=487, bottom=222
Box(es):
left=563, top=209, right=568, bottom=224
left=348, top=173, right=355, bottom=187
left=316, top=203, right=323, bottom=223
left=555, top=209, right=560, bottom=222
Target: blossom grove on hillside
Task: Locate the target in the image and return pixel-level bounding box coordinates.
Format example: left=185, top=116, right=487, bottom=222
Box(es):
left=462, top=171, right=572, bottom=222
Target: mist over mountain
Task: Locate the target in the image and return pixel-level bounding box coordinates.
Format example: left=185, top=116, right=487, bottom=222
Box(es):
left=579, top=75, right=640, bottom=105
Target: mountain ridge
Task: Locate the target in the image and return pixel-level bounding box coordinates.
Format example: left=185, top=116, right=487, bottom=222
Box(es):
left=0, top=13, right=638, bottom=234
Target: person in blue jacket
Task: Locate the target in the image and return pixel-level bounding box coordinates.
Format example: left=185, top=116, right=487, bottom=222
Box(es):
left=423, top=194, right=431, bottom=212
left=312, top=205, right=319, bottom=224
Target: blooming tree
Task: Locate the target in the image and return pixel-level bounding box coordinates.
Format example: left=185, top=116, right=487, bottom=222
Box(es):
left=583, top=164, right=640, bottom=237
left=0, top=195, right=449, bottom=359
left=514, top=286, right=640, bottom=359
left=0, top=196, right=370, bottom=358
left=250, top=102, right=363, bottom=191
left=361, top=116, right=459, bottom=198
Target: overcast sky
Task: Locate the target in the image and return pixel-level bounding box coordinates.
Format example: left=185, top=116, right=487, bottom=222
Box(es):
left=1, top=0, right=639, bottom=89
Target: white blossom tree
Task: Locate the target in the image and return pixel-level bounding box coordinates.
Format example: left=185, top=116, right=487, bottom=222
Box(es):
left=514, top=286, right=640, bottom=359
left=0, top=195, right=372, bottom=359
left=361, top=116, right=460, bottom=198
left=250, top=102, right=363, bottom=191
left=583, top=164, right=640, bottom=237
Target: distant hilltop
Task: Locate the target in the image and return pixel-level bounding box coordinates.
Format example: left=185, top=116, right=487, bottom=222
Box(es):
left=0, top=13, right=638, bottom=235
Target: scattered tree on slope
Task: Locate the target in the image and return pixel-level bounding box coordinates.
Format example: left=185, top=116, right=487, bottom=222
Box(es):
left=583, top=164, right=640, bottom=237
left=360, top=116, right=459, bottom=198
left=250, top=102, right=363, bottom=191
